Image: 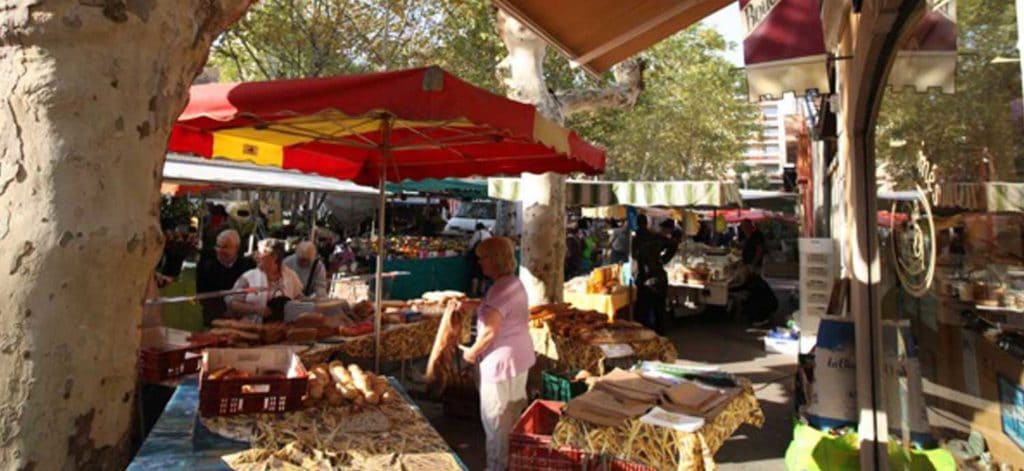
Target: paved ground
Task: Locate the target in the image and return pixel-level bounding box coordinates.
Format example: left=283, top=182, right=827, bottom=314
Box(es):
left=415, top=278, right=798, bottom=470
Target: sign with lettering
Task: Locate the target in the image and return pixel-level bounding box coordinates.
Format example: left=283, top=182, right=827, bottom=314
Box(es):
left=741, top=0, right=781, bottom=37
left=739, top=0, right=829, bottom=101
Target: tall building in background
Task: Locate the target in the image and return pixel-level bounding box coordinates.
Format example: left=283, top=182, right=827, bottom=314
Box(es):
left=741, top=96, right=801, bottom=189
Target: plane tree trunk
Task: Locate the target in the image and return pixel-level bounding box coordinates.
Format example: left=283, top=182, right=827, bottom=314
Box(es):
left=0, top=1, right=251, bottom=469
left=495, top=9, right=643, bottom=305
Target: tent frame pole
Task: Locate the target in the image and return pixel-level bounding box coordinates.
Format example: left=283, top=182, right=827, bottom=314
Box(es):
left=374, top=116, right=392, bottom=373
left=309, top=191, right=317, bottom=242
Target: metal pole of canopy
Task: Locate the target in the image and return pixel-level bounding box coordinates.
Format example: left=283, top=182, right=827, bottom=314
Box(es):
left=309, top=191, right=317, bottom=242
left=374, top=115, right=393, bottom=373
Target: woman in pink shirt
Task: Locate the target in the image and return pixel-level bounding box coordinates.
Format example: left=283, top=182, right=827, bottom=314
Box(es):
left=459, top=236, right=535, bottom=471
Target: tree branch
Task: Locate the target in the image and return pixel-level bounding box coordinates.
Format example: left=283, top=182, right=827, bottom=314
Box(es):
left=556, top=58, right=645, bottom=118
left=232, top=28, right=273, bottom=79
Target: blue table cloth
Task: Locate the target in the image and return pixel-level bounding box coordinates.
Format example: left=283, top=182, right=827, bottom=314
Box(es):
left=129, top=376, right=467, bottom=470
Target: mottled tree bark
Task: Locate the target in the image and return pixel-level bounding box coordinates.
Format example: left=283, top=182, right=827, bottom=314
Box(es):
left=0, top=1, right=251, bottom=469
left=495, top=10, right=643, bottom=306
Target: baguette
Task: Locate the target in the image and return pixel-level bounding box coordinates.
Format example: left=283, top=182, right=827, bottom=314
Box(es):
left=325, top=383, right=345, bottom=406
left=208, top=328, right=260, bottom=342
left=307, top=379, right=326, bottom=401
left=364, top=391, right=380, bottom=405
left=338, top=384, right=361, bottom=401
left=208, top=366, right=234, bottom=380
left=211, top=319, right=261, bottom=331
left=329, top=361, right=352, bottom=385
left=370, top=376, right=388, bottom=395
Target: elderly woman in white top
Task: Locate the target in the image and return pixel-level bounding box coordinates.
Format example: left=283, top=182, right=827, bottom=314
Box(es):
left=226, top=238, right=303, bottom=322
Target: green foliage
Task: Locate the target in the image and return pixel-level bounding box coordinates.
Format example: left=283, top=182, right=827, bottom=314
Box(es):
left=160, top=196, right=197, bottom=230
left=211, top=0, right=448, bottom=80
left=567, top=27, right=759, bottom=181
left=875, top=0, right=1023, bottom=187
left=209, top=0, right=755, bottom=182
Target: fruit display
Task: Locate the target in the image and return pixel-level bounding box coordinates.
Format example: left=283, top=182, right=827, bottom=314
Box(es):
left=357, top=236, right=467, bottom=259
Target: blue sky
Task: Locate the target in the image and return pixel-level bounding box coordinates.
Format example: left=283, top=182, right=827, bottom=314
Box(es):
left=698, top=3, right=745, bottom=67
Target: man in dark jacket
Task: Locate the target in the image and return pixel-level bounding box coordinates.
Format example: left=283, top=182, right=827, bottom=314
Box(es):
left=196, top=229, right=256, bottom=326
left=632, top=215, right=677, bottom=334
left=733, top=219, right=776, bottom=326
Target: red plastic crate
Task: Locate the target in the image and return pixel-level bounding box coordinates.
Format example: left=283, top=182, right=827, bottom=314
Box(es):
left=508, top=400, right=654, bottom=471
left=198, top=348, right=308, bottom=417
left=138, top=327, right=225, bottom=383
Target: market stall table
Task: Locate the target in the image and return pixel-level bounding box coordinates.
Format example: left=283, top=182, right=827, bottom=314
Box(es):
left=529, top=304, right=678, bottom=377
left=552, top=378, right=764, bottom=471
left=563, top=287, right=634, bottom=320
left=128, top=376, right=466, bottom=470
left=300, top=316, right=444, bottom=365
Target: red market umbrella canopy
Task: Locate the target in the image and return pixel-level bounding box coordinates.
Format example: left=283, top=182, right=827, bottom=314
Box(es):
left=704, top=208, right=793, bottom=225
left=168, top=66, right=607, bottom=372
left=877, top=210, right=910, bottom=227
left=168, top=66, right=605, bottom=185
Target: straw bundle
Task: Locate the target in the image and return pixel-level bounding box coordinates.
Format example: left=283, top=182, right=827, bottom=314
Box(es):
left=209, top=384, right=461, bottom=470
left=551, top=380, right=764, bottom=471
left=533, top=322, right=679, bottom=376
left=300, top=316, right=446, bottom=365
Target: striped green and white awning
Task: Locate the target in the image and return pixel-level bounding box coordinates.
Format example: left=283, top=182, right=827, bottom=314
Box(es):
left=933, top=182, right=1024, bottom=212
left=486, top=178, right=617, bottom=207
left=487, top=178, right=742, bottom=208
left=986, top=182, right=1024, bottom=212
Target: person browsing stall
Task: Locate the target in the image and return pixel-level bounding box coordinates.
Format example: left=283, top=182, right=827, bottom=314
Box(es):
left=458, top=237, right=536, bottom=471
left=226, top=238, right=303, bottom=322
left=739, top=219, right=765, bottom=273
left=467, top=222, right=493, bottom=296
left=609, top=220, right=630, bottom=264
left=632, top=215, right=677, bottom=335
left=732, top=219, right=777, bottom=327
left=283, top=241, right=328, bottom=297
left=196, top=229, right=256, bottom=326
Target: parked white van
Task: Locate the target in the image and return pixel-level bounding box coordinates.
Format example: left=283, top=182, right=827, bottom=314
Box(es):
left=442, top=200, right=521, bottom=236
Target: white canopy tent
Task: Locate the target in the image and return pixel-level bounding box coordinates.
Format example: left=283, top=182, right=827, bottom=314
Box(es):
left=162, top=153, right=381, bottom=196
left=488, top=178, right=742, bottom=208
left=162, top=153, right=382, bottom=240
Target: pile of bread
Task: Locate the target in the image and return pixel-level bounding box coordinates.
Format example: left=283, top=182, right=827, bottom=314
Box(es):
left=528, top=303, right=658, bottom=344
left=305, top=361, right=397, bottom=407
left=198, top=311, right=352, bottom=347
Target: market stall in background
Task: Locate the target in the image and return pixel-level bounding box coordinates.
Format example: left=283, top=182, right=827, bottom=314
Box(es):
left=133, top=66, right=609, bottom=470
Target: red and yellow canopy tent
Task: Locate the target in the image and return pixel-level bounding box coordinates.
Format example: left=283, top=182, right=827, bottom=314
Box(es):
left=168, top=66, right=605, bottom=369
left=169, top=66, right=602, bottom=183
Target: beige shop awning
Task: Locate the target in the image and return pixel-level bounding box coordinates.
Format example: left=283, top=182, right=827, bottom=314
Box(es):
left=492, top=0, right=731, bottom=75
